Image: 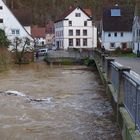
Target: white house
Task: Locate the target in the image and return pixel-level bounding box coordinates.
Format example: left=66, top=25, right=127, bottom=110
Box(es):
left=0, top=0, right=34, bottom=51
left=31, top=26, right=46, bottom=47
left=132, top=3, right=140, bottom=54
left=100, top=5, right=134, bottom=51
left=54, top=6, right=97, bottom=50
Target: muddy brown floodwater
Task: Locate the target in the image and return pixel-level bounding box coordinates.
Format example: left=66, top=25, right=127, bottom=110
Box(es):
left=0, top=62, right=122, bottom=140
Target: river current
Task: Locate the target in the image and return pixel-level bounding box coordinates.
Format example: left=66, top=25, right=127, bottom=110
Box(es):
left=0, top=62, right=122, bottom=140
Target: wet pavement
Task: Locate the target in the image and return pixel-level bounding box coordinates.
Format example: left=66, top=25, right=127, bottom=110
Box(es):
left=114, top=57, right=140, bottom=75
left=0, top=62, right=122, bottom=140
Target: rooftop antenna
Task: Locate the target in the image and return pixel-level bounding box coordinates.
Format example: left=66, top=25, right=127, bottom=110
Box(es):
left=115, top=0, right=119, bottom=6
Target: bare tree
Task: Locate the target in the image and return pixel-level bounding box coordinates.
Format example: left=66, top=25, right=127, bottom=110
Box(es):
left=11, top=37, right=34, bottom=65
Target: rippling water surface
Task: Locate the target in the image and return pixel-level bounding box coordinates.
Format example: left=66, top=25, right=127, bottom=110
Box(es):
left=0, top=62, right=122, bottom=140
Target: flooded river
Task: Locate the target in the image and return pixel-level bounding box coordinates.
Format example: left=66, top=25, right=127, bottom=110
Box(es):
left=0, top=62, right=122, bottom=140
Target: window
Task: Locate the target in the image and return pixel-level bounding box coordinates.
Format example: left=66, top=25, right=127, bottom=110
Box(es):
left=76, top=39, right=80, bottom=46
left=75, top=13, right=81, bottom=17
left=69, top=39, right=73, bottom=46
left=11, top=29, right=20, bottom=35
left=11, top=29, right=15, bottom=34
left=76, top=30, right=80, bottom=36
left=69, top=21, right=72, bottom=26
left=0, top=6, right=3, bottom=9
left=121, top=32, right=123, bottom=37
left=108, top=33, right=111, bottom=37
left=69, top=30, right=73, bottom=36
left=111, top=9, right=121, bottom=16
left=16, top=29, right=20, bottom=34
left=110, top=43, right=115, bottom=48
left=83, top=39, right=87, bottom=46
left=114, top=32, right=117, bottom=37
left=0, top=18, right=3, bottom=23
left=84, top=21, right=87, bottom=26
left=83, top=30, right=87, bottom=36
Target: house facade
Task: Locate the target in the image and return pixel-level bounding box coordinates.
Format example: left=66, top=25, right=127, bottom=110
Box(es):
left=0, top=0, right=34, bottom=51
left=101, top=5, right=134, bottom=51
left=46, top=20, right=55, bottom=46
left=132, top=3, right=140, bottom=54
left=31, top=26, right=46, bottom=47
left=54, top=6, right=97, bottom=50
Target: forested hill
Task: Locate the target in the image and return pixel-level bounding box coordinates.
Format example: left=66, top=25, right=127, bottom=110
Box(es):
left=6, top=0, right=136, bottom=26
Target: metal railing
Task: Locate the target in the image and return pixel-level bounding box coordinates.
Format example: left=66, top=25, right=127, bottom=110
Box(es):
left=94, top=49, right=140, bottom=131
left=123, top=71, right=140, bottom=131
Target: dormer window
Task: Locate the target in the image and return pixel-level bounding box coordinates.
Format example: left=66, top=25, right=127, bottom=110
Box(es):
left=75, top=13, right=81, bottom=17
left=111, top=9, right=121, bottom=16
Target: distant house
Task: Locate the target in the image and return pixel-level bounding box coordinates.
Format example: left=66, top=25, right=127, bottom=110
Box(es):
left=31, top=26, right=46, bottom=47
left=100, top=5, right=134, bottom=51
left=46, top=20, right=55, bottom=46
left=0, top=0, right=34, bottom=51
left=132, top=3, right=140, bottom=54
left=54, top=6, right=97, bottom=50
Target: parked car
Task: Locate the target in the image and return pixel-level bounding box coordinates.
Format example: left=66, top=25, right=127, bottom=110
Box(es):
left=52, top=45, right=57, bottom=51
left=38, top=48, right=48, bottom=56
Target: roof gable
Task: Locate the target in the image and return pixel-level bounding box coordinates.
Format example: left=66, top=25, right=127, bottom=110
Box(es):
left=102, top=6, right=134, bottom=32
left=55, top=6, right=92, bottom=23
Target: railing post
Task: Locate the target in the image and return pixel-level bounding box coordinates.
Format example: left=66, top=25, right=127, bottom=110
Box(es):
left=105, top=57, right=115, bottom=83
left=101, top=54, right=108, bottom=73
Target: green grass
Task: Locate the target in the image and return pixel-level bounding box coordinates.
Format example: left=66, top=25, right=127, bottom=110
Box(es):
left=116, top=53, right=137, bottom=58
left=111, top=52, right=137, bottom=58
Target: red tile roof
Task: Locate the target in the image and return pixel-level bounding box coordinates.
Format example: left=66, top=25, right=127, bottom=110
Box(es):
left=83, top=9, right=92, bottom=17
left=31, top=26, right=46, bottom=38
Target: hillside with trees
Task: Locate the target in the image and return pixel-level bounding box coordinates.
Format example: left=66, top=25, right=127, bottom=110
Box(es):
left=5, top=0, right=136, bottom=26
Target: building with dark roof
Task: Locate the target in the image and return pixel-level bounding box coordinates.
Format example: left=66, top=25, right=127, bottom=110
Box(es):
left=100, top=5, right=134, bottom=51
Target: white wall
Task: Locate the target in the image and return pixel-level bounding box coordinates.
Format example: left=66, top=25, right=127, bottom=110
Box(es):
left=24, top=26, right=31, bottom=35
left=0, top=0, right=34, bottom=50
left=102, top=31, right=132, bottom=50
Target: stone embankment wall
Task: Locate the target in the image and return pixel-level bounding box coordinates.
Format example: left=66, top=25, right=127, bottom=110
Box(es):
left=94, top=50, right=140, bottom=140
